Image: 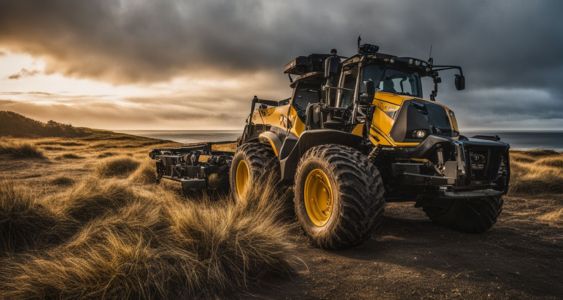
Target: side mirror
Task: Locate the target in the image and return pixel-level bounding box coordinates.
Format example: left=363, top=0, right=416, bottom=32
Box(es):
left=359, top=80, right=376, bottom=105
left=455, top=74, right=465, bottom=90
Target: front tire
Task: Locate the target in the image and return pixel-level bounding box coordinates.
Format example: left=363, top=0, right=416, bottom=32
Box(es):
left=422, top=196, right=503, bottom=233
left=229, top=142, right=279, bottom=202
left=294, top=144, right=385, bottom=249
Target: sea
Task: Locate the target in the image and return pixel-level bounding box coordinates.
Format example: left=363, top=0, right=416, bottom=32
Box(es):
left=118, top=130, right=563, bottom=151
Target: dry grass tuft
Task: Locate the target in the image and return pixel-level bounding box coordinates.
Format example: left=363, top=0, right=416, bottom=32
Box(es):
left=128, top=160, right=157, bottom=185
left=520, top=149, right=560, bottom=157
left=40, top=146, right=65, bottom=151
left=510, top=152, right=536, bottom=163
left=1, top=232, right=170, bottom=299
left=56, top=153, right=83, bottom=160
left=61, top=178, right=139, bottom=223
left=0, top=182, right=58, bottom=253
left=0, top=140, right=45, bottom=159
left=97, top=151, right=117, bottom=158
left=509, top=158, right=563, bottom=195
left=96, top=156, right=140, bottom=178
left=36, top=140, right=84, bottom=147
left=535, top=156, right=563, bottom=168
left=0, top=177, right=295, bottom=298
left=537, top=208, right=563, bottom=225
left=50, top=176, right=75, bottom=186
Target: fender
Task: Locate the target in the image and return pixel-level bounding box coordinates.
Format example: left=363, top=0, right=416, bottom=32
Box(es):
left=258, top=131, right=282, bottom=156
left=279, top=129, right=363, bottom=181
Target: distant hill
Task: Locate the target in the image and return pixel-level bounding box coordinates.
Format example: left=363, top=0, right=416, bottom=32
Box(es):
left=0, top=111, right=94, bottom=137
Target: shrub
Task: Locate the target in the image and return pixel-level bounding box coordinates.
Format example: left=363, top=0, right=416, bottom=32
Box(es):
left=50, top=176, right=75, bottom=186
left=0, top=140, right=45, bottom=159
left=0, top=181, right=58, bottom=253
left=57, top=153, right=83, bottom=160
left=129, top=160, right=157, bottom=185
left=61, top=178, right=138, bottom=223
left=97, top=152, right=116, bottom=158
left=96, top=157, right=140, bottom=178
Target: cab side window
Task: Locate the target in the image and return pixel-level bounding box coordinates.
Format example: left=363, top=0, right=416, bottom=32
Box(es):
left=293, top=86, right=320, bottom=120
left=338, top=69, right=357, bottom=108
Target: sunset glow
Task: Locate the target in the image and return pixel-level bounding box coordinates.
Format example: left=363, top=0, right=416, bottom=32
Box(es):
left=1, top=1, right=561, bottom=130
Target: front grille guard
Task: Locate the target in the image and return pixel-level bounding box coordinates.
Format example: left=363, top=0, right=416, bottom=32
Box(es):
left=456, top=142, right=509, bottom=191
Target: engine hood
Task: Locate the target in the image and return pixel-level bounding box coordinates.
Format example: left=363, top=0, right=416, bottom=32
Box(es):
left=369, top=91, right=460, bottom=147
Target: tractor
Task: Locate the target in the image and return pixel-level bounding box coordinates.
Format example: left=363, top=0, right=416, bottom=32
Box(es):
left=150, top=40, right=510, bottom=249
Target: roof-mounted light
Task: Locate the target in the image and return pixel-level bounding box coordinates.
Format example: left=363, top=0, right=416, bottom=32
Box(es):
left=358, top=43, right=380, bottom=55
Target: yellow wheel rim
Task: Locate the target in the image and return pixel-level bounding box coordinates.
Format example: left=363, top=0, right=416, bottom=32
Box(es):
left=235, top=159, right=250, bottom=199
left=304, top=168, right=333, bottom=226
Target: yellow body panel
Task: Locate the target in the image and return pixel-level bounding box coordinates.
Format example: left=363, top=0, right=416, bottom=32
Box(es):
left=288, top=106, right=306, bottom=137
left=351, top=124, right=364, bottom=136
left=369, top=91, right=458, bottom=147
left=251, top=104, right=289, bottom=131
left=250, top=103, right=307, bottom=138
left=249, top=91, right=459, bottom=152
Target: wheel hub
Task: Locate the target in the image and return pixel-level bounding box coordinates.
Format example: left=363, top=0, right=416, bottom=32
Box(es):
left=235, top=160, right=250, bottom=199
left=304, top=168, right=333, bottom=226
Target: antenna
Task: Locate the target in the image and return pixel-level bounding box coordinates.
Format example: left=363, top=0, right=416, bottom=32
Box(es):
left=357, top=35, right=362, bottom=53
left=428, top=44, right=434, bottom=65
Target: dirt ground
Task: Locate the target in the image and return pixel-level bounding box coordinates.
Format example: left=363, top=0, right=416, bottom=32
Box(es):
left=253, top=195, right=563, bottom=299
left=1, top=136, right=562, bottom=299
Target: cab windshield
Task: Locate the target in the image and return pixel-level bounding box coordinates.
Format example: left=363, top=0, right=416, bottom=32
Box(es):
left=362, top=64, right=422, bottom=97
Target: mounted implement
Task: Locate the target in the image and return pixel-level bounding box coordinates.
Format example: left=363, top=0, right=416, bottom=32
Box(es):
left=150, top=40, right=510, bottom=249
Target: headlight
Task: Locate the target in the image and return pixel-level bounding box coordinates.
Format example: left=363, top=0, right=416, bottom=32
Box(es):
left=469, top=151, right=487, bottom=170
left=412, top=129, right=427, bottom=139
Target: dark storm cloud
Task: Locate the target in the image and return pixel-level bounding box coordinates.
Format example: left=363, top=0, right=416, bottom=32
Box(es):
left=0, top=0, right=562, bottom=128
left=1, top=0, right=560, bottom=83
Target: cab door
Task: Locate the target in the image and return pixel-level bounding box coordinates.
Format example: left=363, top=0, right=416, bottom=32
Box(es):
left=288, top=81, right=322, bottom=137
left=336, top=66, right=359, bottom=109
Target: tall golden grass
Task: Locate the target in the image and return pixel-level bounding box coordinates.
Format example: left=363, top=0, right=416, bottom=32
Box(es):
left=0, top=182, right=58, bottom=253
left=96, top=156, right=140, bottom=177
left=0, top=158, right=295, bottom=298
left=0, top=139, right=45, bottom=159
left=510, top=151, right=563, bottom=195
left=129, top=160, right=158, bottom=185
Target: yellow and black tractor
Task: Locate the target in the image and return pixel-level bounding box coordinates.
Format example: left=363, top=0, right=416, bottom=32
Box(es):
left=150, top=40, right=510, bottom=249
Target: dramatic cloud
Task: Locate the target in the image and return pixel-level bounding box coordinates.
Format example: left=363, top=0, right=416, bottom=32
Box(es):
left=0, top=71, right=286, bottom=130
left=0, top=96, right=247, bottom=130
left=7, top=68, right=41, bottom=80
left=0, top=0, right=561, bottom=129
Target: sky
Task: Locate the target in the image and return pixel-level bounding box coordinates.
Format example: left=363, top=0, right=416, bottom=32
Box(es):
left=0, top=0, right=562, bottom=130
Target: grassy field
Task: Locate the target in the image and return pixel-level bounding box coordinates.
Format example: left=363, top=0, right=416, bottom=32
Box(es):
left=0, top=131, right=562, bottom=298
left=0, top=134, right=296, bottom=298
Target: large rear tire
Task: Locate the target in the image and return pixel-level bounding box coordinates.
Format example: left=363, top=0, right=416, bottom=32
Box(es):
left=294, top=144, right=385, bottom=249
left=229, top=142, right=279, bottom=202
left=422, top=196, right=503, bottom=233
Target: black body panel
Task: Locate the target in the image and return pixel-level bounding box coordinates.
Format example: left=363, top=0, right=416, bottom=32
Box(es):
left=390, top=99, right=456, bottom=142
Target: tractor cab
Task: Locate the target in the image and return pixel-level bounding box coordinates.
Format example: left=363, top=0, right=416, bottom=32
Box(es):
left=283, top=43, right=466, bottom=148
